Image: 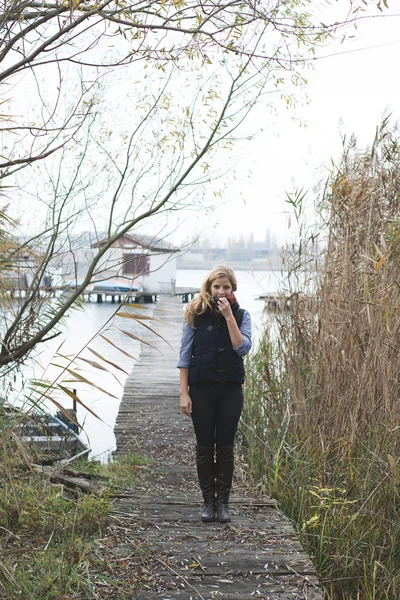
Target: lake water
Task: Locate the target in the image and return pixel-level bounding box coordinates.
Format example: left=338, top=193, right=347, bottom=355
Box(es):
left=15, top=269, right=287, bottom=460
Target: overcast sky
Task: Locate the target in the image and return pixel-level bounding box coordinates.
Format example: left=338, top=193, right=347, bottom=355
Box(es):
left=9, top=2, right=400, bottom=251
left=171, top=3, right=400, bottom=247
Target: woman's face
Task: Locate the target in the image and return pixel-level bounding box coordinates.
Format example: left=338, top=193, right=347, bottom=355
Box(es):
left=210, top=276, right=233, bottom=298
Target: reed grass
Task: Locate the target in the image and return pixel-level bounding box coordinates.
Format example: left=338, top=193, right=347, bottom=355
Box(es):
left=240, top=119, right=400, bottom=599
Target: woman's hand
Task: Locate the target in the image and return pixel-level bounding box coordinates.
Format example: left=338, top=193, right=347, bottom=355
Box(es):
left=217, top=297, right=233, bottom=319
left=218, top=297, right=243, bottom=349
left=180, top=392, right=192, bottom=416
left=179, top=368, right=191, bottom=416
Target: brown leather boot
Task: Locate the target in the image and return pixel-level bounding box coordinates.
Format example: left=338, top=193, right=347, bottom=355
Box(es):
left=196, top=445, right=216, bottom=522
left=215, top=445, right=234, bottom=523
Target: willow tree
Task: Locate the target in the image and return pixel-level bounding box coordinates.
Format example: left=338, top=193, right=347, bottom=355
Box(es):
left=0, top=0, right=383, bottom=376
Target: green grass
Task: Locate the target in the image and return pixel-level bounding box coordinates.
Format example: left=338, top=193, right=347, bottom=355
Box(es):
left=0, top=437, right=153, bottom=599
left=69, top=451, right=155, bottom=489
left=2, top=540, right=96, bottom=600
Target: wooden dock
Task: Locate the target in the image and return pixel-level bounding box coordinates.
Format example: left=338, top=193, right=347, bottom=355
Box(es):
left=79, top=286, right=199, bottom=304
left=113, top=296, right=323, bottom=599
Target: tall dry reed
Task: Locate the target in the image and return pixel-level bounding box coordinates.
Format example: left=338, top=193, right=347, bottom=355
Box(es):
left=240, top=120, right=400, bottom=599
left=288, top=128, right=400, bottom=438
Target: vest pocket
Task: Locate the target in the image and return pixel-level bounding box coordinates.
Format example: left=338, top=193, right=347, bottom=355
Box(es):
left=189, top=346, right=217, bottom=384
left=188, top=354, right=200, bottom=385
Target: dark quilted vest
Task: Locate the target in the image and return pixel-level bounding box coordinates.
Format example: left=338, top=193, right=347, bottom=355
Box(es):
left=188, top=303, right=244, bottom=386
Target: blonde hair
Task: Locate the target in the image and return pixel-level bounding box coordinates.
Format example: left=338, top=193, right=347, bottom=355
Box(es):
left=184, top=265, right=237, bottom=327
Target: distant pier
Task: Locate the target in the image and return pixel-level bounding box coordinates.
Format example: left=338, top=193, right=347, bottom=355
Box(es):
left=3, top=285, right=200, bottom=305
left=259, top=293, right=291, bottom=311
left=82, top=286, right=200, bottom=304
left=259, top=292, right=316, bottom=312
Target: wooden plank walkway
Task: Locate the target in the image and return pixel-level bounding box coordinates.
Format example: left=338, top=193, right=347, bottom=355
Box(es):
left=113, top=296, right=323, bottom=599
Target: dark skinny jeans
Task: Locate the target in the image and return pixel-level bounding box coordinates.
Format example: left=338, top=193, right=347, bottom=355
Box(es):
left=189, top=383, right=244, bottom=447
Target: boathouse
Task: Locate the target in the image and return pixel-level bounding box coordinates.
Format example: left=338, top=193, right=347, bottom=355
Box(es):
left=61, top=232, right=180, bottom=296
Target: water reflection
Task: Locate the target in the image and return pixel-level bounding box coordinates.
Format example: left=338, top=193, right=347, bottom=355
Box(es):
left=15, top=302, right=154, bottom=462
left=11, top=269, right=290, bottom=460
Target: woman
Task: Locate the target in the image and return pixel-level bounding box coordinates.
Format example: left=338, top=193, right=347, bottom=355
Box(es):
left=178, top=265, right=252, bottom=523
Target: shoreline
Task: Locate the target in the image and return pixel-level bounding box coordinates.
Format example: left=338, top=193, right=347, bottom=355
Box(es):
left=177, top=259, right=286, bottom=272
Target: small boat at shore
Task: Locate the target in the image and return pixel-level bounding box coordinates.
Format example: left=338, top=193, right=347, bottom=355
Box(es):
left=3, top=406, right=90, bottom=464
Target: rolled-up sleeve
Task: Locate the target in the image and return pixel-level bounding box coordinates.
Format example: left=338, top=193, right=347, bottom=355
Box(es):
left=232, top=310, right=252, bottom=356
left=177, top=323, right=195, bottom=368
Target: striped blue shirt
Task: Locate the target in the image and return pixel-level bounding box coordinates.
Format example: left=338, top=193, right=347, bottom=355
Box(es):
left=177, top=309, right=252, bottom=368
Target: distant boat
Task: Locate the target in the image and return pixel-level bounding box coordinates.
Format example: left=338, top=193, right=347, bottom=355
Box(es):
left=63, top=277, right=143, bottom=294
left=92, top=278, right=143, bottom=293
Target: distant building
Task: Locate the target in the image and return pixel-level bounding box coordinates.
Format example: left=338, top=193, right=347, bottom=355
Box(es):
left=61, top=232, right=180, bottom=295
left=1, top=250, right=37, bottom=292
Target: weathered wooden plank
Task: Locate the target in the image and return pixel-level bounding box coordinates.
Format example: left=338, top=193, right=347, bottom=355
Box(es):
left=113, top=501, right=283, bottom=520
left=111, top=492, right=277, bottom=506
left=136, top=527, right=299, bottom=543
left=112, top=513, right=295, bottom=533
left=134, top=573, right=322, bottom=600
